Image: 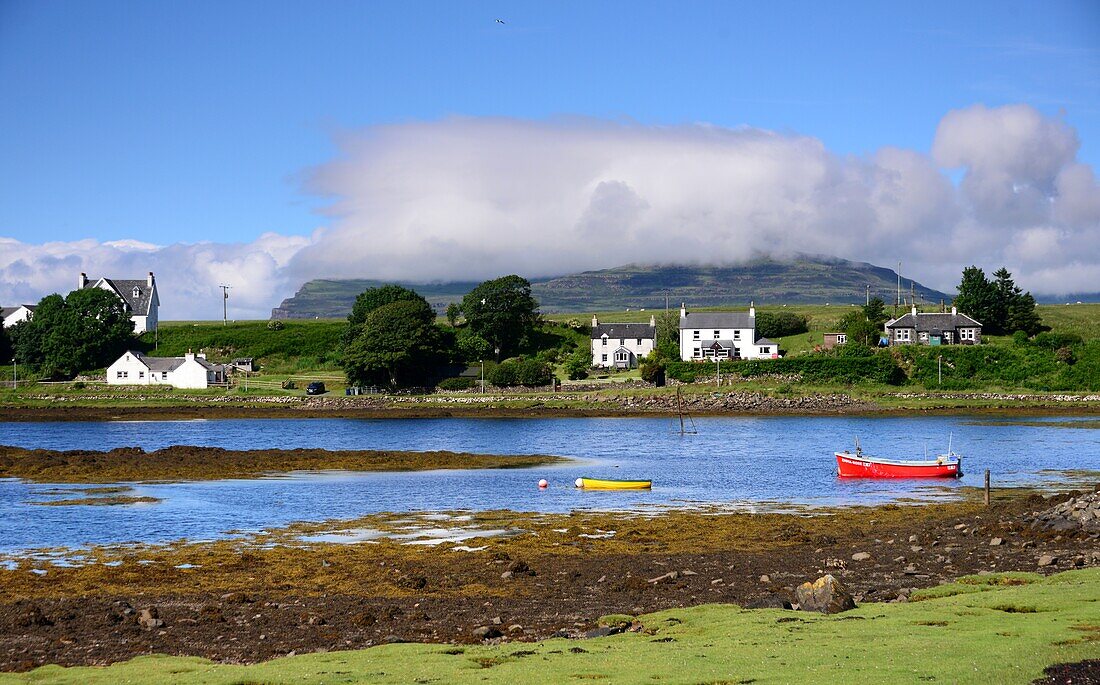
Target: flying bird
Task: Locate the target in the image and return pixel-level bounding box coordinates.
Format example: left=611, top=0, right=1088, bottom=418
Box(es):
left=495, top=18, right=506, bottom=24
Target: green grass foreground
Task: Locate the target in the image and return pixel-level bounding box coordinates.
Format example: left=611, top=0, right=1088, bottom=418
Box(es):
left=5, top=569, right=1098, bottom=684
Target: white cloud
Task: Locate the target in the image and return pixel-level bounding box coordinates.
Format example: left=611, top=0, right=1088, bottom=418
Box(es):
left=2, top=104, right=1099, bottom=317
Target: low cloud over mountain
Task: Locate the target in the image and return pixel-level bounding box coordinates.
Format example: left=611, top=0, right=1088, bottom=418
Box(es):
left=2, top=104, right=1097, bottom=319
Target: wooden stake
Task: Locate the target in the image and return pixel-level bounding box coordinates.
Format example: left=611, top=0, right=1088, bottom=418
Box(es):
left=984, top=469, right=991, bottom=506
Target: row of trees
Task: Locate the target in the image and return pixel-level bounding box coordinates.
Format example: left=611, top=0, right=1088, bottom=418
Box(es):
left=6, top=289, right=135, bottom=379
left=955, top=266, right=1042, bottom=336
left=339, top=275, right=543, bottom=387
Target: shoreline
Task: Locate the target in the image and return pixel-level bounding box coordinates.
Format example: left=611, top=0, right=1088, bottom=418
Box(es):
left=2, top=396, right=1099, bottom=422
left=1, top=485, right=1097, bottom=672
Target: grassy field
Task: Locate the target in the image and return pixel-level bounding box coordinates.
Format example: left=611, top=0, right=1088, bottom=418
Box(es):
left=4, top=569, right=1097, bottom=684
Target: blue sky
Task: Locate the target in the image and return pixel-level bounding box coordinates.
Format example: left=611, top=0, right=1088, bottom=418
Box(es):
left=2, top=0, right=1097, bottom=244
left=1, top=1, right=1098, bottom=317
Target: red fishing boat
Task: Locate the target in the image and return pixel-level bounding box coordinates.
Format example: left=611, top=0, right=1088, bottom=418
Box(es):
left=835, top=438, right=962, bottom=479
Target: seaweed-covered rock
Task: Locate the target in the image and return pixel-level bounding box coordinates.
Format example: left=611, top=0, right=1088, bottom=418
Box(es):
left=795, top=574, right=856, bottom=614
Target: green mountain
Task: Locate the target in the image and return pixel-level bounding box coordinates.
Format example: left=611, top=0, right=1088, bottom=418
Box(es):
left=271, top=257, right=952, bottom=319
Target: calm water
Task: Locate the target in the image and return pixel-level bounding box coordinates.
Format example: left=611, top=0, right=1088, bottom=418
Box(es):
left=1, top=416, right=1097, bottom=554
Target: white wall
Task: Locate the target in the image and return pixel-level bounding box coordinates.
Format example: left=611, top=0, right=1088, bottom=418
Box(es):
left=170, top=358, right=213, bottom=389
left=679, top=326, right=758, bottom=360
left=2, top=306, right=32, bottom=328
left=591, top=335, right=654, bottom=367
left=106, top=353, right=156, bottom=385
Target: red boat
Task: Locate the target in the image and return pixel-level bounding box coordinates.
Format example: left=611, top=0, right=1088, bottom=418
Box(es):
left=835, top=438, right=962, bottom=479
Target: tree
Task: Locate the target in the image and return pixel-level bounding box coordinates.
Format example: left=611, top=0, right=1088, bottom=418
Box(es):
left=445, top=302, right=461, bottom=327
left=654, top=310, right=680, bottom=349
left=344, top=284, right=427, bottom=344
left=563, top=347, right=590, bottom=380
left=756, top=311, right=809, bottom=339
left=461, top=275, right=540, bottom=358
left=455, top=328, right=491, bottom=362
left=838, top=310, right=880, bottom=348
left=993, top=268, right=1042, bottom=336
left=0, top=322, right=11, bottom=365
left=954, top=266, right=999, bottom=333
left=12, top=290, right=134, bottom=379
left=340, top=299, right=444, bottom=387
left=862, top=297, right=889, bottom=327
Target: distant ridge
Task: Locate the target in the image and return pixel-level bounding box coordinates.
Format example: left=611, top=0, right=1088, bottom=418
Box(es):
left=271, top=256, right=953, bottom=319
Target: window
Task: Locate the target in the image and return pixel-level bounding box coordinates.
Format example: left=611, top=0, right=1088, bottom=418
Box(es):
left=693, top=330, right=700, bottom=340
left=944, top=332, right=953, bottom=343
left=132, top=287, right=141, bottom=298
left=919, top=332, right=928, bottom=342
left=615, top=351, right=628, bottom=362
left=138, top=371, right=144, bottom=379
left=733, top=330, right=740, bottom=341
left=636, top=338, right=642, bottom=346
left=837, top=334, right=847, bottom=344
left=961, top=329, right=975, bottom=341
left=713, top=330, right=720, bottom=339
left=619, top=338, right=625, bottom=346
left=601, top=354, right=607, bottom=362
left=760, top=346, right=770, bottom=355
left=692, top=348, right=702, bottom=358
left=897, top=329, right=910, bottom=342
left=162, top=372, right=168, bottom=380
left=601, top=337, right=607, bottom=346
left=116, top=371, right=124, bottom=379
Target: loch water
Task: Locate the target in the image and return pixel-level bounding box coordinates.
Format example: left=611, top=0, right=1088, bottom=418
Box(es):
left=1, top=415, right=1097, bottom=553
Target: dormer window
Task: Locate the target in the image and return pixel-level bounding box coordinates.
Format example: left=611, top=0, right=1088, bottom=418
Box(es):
left=132, top=287, right=141, bottom=298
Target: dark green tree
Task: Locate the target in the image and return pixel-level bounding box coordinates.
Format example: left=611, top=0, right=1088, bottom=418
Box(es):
left=461, top=275, right=540, bottom=358
left=445, top=302, right=461, bottom=327
left=755, top=311, right=809, bottom=338
left=862, top=297, right=889, bottom=327
left=344, top=284, right=427, bottom=344
left=838, top=310, right=880, bottom=348
left=455, top=328, right=491, bottom=362
left=0, top=322, right=11, bottom=365
left=12, top=290, right=134, bottom=379
left=993, top=268, right=1042, bottom=336
left=654, top=310, right=680, bottom=349
left=340, top=299, right=445, bottom=387
left=954, top=266, right=999, bottom=333
left=563, top=346, right=591, bottom=380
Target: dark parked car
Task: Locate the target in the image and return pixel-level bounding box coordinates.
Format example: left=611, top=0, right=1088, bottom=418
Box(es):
left=306, top=381, right=326, bottom=395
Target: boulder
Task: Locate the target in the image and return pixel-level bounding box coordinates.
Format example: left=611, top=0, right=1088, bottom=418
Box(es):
left=851, top=552, right=871, bottom=562
left=137, top=607, right=164, bottom=631
left=1038, top=555, right=1058, bottom=567
left=794, top=575, right=856, bottom=614
left=472, top=625, right=502, bottom=640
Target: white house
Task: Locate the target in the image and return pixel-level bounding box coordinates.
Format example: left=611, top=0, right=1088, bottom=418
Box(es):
left=107, top=350, right=226, bottom=389
left=1, top=304, right=35, bottom=328
left=590, top=315, right=656, bottom=368
left=678, top=303, right=778, bottom=361
left=79, top=272, right=160, bottom=334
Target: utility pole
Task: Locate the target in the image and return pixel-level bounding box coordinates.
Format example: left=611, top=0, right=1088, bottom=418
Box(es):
left=865, top=284, right=870, bottom=306
left=896, top=261, right=901, bottom=316
left=219, top=285, right=231, bottom=326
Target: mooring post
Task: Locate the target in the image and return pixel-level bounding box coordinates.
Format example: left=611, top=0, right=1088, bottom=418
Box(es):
left=984, top=469, right=991, bottom=506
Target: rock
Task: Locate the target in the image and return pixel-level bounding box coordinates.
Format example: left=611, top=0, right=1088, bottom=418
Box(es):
left=954, top=524, right=968, bottom=530
left=1038, top=555, right=1058, bottom=567
left=910, top=545, right=924, bottom=553
left=989, top=537, right=1003, bottom=546
left=908, top=535, right=919, bottom=543
left=472, top=626, right=502, bottom=640
left=500, top=571, right=514, bottom=580
left=680, top=569, right=697, bottom=576
left=508, top=624, right=523, bottom=633
left=490, top=616, right=502, bottom=626
left=759, top=574, right=771, bottom=583
left=794, top=575, right=856, bottom=614
left=1072, top=555, right=1085, bottom=568
left=507, top=560, right=534, bottom=576
left=137, top=607, right=164, bottom=631
left=584, top=626, right=619, bottom=638
left=743, top=595, right=793, bottom=610
left=851, top=552, right=871, bottom=562
left=647, top=570, right=680, bottom=584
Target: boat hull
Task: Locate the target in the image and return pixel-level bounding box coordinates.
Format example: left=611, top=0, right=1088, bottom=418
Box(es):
left=835, top=453, right=961, bottom=478
left=577, top=478, right=652, bottom=490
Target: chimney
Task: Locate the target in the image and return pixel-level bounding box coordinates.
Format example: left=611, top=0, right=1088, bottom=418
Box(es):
left=951, top=306, right=957, bottom=316
left=185, top=349, right=195, bottom=362
left=592, top=315, right=599, bottom=328
left=680, top=302, right=687, bottom=318
left=197, top=352, right=206, bottom=360
left=147, top=271, right=155, bottom=287
left=911, top=305, right=918, bottom=316
left=749, top=300, right=756, bottom=318
left=79, top=272, right=88, bottom=289
left=649, top=315, right=656, bottom=327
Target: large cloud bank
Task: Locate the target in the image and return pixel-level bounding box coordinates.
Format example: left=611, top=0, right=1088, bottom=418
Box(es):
left=2, top=104, right=1098, bottom=319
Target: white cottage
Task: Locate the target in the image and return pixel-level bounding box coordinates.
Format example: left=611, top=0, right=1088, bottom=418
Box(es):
left=79, top=272, right=160, bottom=334
left=590, top=315, right=656, bottom=368
left=107, top=350, right=226, bottom=389
left=678, top=303, right=778, bottom=361
left=1, top=304, right=35, bottom=328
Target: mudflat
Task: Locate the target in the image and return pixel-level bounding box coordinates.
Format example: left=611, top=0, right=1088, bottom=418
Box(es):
left=0, top=445, right=563, bottom=483
left=1, top=487, right=1097, bottom=672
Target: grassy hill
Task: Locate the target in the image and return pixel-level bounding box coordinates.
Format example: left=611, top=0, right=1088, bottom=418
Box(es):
left=271, top=257, right=952, bottom=319
left=139, top=321, right=345, bottom=375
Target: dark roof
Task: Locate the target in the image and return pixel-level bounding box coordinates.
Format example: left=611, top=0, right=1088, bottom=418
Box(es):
left=86, top=278, right=156, bottom=316
left=754, top=338, right=777, bottom=346
left=680, top=312, right=755, bottom=329
left=886, top=312, right=981, bottom=331
left=1, top=304, right=34, bottom=317
left=701, top=339, right=734, bottom=349
left=592, top=323, right=656, bottom=340
left=128, top=351, right=185, bottom=372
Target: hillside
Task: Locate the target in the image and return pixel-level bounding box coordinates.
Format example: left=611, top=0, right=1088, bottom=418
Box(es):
left=272, top=257, right=952, bottom=318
